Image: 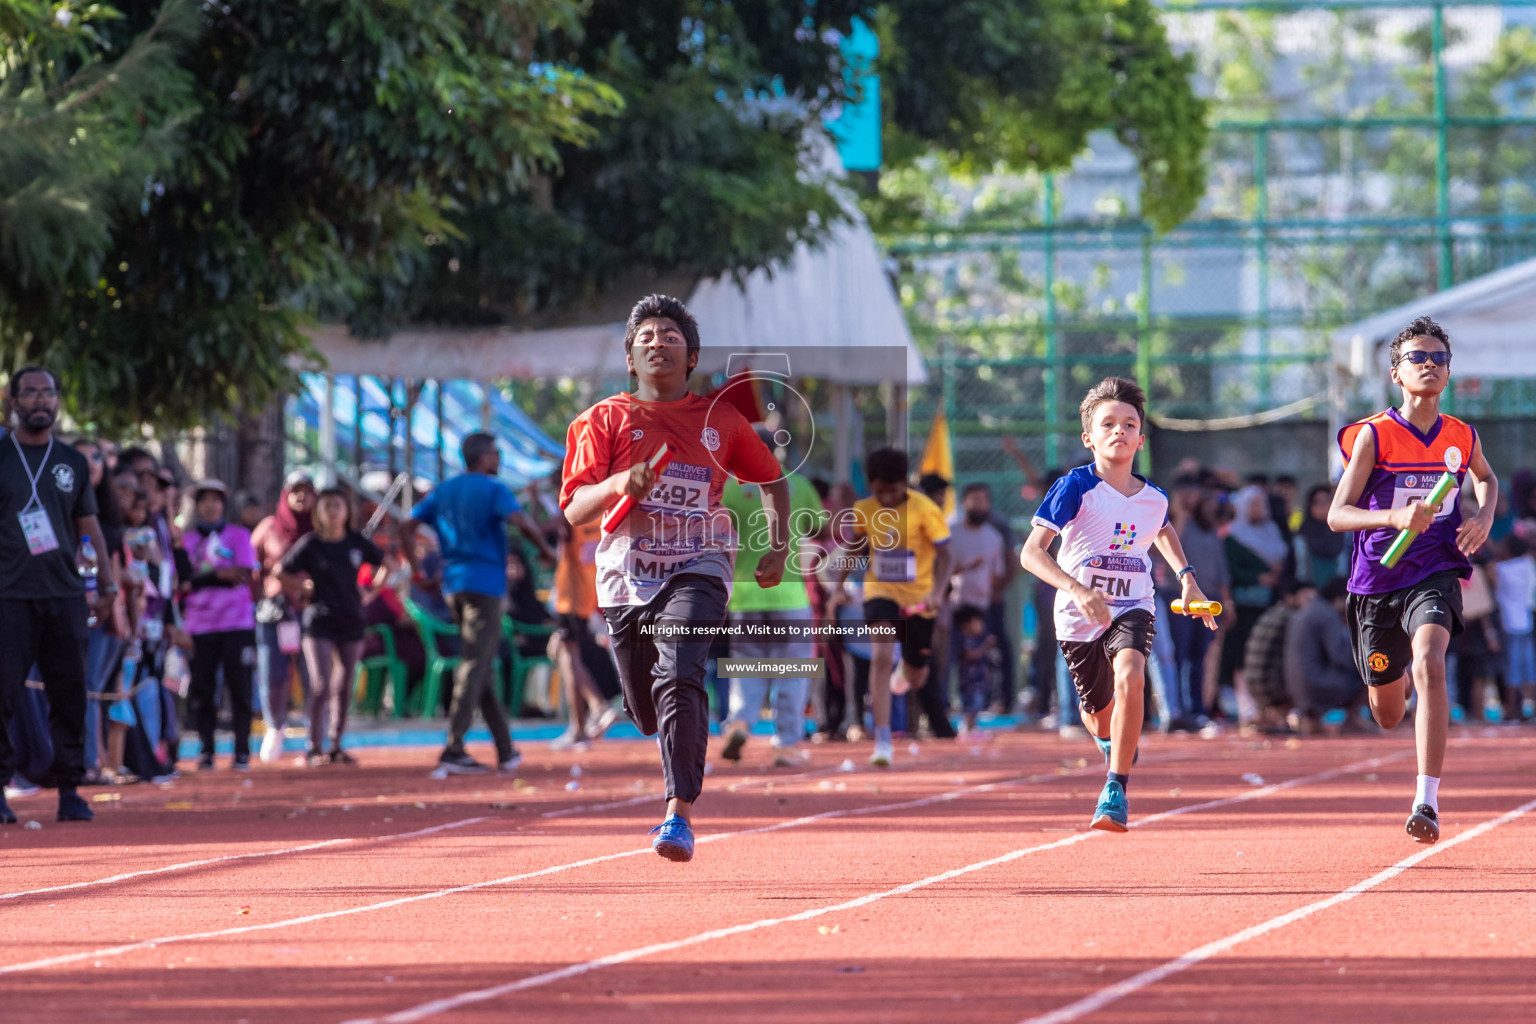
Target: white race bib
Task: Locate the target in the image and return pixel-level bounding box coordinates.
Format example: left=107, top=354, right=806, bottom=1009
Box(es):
left=1077, top=554, right=1150, bottom=605
left=18, top=508, right=59, bottom=555
left=640, top=462, right=712, bottom=514
left=873, top=548, right=916, bottom=582
left=1391, top=473, right=1456, bottom=521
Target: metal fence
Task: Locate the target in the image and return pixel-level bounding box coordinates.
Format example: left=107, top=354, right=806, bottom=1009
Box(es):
left=886, top=1, right=1536, bottom=521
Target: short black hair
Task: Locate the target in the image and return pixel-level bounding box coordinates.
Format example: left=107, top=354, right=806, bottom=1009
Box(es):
left=624, top=294, right=700, bottom=375
left=7, top=366, right=59, bottom=398
left=1390, top=315, right=1450, bottom=367
left=1275, top=474, right=1297, bottom=487
left=953, top=604, right=986, bottom=627
left=1078, top=376, right=1146, bottom=432
left=1246, top=472, right=1270, bottom=487
left=118, top=446, right=157, bottom=470
left=866, top=447, right=908, bottom=485
left=1276, top=576, right=1313, bottom=600
left=461, top=431, right=498, bottom=469
left=316, top=486, right=350, bottom=505
left=918, top=472, right=949, bottom=498
left=961, top=481, right=991, bottom=498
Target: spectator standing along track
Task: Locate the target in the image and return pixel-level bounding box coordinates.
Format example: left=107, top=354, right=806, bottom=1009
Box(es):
left=0, top=367, right=115, bottom=824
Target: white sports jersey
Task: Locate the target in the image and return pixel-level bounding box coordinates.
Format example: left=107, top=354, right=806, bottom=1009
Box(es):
left=1031, top=464, right=1169, bottom=643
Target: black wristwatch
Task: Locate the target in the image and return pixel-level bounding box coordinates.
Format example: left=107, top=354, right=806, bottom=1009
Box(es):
left=1175, top=565, right=1197, bottom=581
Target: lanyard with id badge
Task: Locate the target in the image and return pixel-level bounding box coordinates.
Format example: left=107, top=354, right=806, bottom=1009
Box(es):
left=11, top=432, right=60, bottom=556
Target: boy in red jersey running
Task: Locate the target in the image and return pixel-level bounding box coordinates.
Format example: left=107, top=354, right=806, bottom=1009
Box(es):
left=1329, top=316, right=1498, bottom=844
left=560, top=295, right=789, bottom=862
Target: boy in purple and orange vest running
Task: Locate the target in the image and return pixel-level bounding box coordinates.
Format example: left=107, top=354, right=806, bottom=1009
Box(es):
left=1329, top=316, right=1498, bottom=844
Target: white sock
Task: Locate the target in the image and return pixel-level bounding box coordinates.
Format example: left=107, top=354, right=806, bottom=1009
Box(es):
left=1415, top=774, right=1440, bottom=813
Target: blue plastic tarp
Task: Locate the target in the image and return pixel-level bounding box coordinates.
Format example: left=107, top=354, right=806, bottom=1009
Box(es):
left=290, top=374, right=565, bottom=490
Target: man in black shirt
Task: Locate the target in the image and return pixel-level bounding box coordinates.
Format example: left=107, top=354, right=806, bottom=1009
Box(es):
left=0, top=367, right=116, bottom=824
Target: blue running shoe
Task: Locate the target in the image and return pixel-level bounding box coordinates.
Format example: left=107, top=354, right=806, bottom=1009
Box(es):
left=1092, top=734, right=1139, bottom=766
left=649, top=815, right=695, bottom=862
left=1090, top=780, right=1129, bottom=833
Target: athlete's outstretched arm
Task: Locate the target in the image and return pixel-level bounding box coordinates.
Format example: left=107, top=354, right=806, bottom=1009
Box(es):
left=822, top=526, right=870, bottom=610
left=1327, top=426, right=1435, bottom=536
left=915, top=542, right=951, bottom=614
left=510, top=511, right=557, bottom=564
left=1456, top=436, right=1498, bottom=556
left=1152, top=523, right=1216, bottom=630
left=1020, top=523, right=1110, bottom=628
left=564, top=462, right=658, bottom=526
left=752, top=478, right=792, bottom=588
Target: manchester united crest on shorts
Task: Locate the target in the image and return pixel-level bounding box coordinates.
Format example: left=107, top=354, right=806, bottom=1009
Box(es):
left=1368, top=651, right=1390, bottom=673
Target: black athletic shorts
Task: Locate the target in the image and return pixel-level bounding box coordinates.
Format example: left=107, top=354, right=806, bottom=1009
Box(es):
left=1058, top=608, right=1155, bottom=715
left=556, top=612, right=621, bottom=701
left=555, top=612, right=590, bottom=642
left=1347, top=569, right=1464, bottom=687
left=863, top=597, right=935, bottom=670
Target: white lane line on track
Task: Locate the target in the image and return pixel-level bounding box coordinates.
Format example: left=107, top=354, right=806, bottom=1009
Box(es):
left=1017, top=793, right=1536, bottom=1024
left=0, top=758, right=1108, bottom=975
left=0, top=816, right=489, bottom=903
left=539, top=764, right=840, bottom=819
left=333, top=752, right=1409, bottom=1024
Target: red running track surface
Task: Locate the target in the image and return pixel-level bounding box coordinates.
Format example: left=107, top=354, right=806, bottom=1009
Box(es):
left=2, top=729, right=1534, bottom=1023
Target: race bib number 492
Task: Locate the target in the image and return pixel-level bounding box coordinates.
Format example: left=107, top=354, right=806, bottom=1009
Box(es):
left=641, top=462, right=712, bottom=514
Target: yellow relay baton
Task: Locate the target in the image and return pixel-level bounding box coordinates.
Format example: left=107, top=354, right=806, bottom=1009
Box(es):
left=1381, top=470, right=1458, bottom=569
left=1170, top=599, right=1222, bottom=617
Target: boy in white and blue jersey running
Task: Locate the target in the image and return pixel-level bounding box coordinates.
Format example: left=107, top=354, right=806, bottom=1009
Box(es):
left=1021, top=378, right=1216, bottom=832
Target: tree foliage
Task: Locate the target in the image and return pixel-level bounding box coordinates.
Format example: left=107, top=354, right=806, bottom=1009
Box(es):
left=877, top=0, right=1208, bottom=233
left=416, top=0, right=1209, bottom=323
left=2, top=0, right=618, bottom=429
left=2, top=0, right=1207, bottom=428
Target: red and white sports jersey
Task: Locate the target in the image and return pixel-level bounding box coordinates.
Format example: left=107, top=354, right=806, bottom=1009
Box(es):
left=560, top=391, right=781, bottom=607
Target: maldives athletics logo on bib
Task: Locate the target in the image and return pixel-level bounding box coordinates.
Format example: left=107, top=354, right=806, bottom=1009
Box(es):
left=1108, top=522, right=1137, bottom=552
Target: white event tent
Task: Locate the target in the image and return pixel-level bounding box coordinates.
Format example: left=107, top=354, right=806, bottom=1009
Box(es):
left=1328, top=256, right=1536, bottom=473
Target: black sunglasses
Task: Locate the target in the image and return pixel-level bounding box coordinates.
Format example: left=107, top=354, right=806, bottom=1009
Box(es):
left=1396, top=350, right=1451, bottom=367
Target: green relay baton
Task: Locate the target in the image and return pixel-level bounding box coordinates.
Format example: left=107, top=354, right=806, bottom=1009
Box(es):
left=1381, top=470, right=1458, bottom=569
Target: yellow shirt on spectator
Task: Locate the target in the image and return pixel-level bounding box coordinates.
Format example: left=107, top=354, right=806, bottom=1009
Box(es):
left=850, top=491, right=950, bottom=610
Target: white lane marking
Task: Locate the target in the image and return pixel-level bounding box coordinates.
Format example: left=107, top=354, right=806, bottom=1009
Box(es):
left=0, top=760, right=1099, bottom=974
left=1018, top=794, right=1536, bottom=1024
left=539, top=764, right=839, bottom=819
left=334, top=754, right=1404, bottom=1023
left=0, top=817, right=489, bottom=902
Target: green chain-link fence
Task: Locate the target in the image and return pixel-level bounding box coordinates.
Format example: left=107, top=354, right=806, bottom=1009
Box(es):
left=887, top=1, right=1536, bottom=522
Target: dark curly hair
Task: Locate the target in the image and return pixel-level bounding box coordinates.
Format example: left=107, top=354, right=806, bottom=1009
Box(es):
left=624, top=295, right=700, bottom=378
left=866, top=446, right=909, bottom=485
left=1389, top=316, right=1450, bottom=367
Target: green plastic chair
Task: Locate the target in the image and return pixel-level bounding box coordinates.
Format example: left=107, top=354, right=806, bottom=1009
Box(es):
left=503, top=616, right=555, bottom=718
left=405, top=598, right=507, bottom=719
left=405, top=599, right=465, bottom=719
left=355, top=623, right=408, bottom=719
